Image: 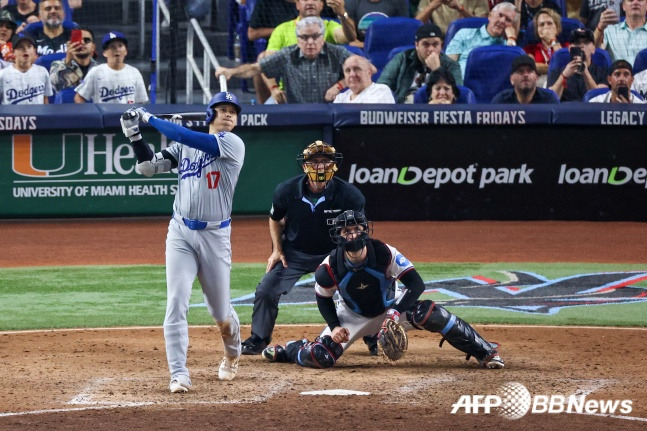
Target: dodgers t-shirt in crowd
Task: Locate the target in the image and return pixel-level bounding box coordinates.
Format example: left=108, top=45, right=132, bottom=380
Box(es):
left=75, top=63, right=149, bottom=104
left=0, top=64, right=53, bottom=104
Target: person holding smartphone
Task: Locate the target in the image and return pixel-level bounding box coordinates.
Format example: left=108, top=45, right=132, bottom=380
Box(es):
left=588, top=59, right=645, bottom=102
left=49, top=25, right=97, bottom=92
left=548, top=28, right=608, bottom=101
left=594, top=0, right=647, bottom=65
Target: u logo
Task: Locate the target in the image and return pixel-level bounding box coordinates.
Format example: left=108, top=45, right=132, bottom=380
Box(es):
left=12, top=134, right=84, bottom=178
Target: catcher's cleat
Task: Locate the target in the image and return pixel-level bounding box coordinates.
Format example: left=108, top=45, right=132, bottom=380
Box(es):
left=218, top=355, right=240, bottom=381
left=262, top=345, right=289, bottom=362
left=169, top=375, right=192, bottom=393
left=241, top=335, right=269, bottom=355
left=484, top=355, right=505, bottom=369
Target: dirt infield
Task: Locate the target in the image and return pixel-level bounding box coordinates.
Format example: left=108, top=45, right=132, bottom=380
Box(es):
left=1, top=217, right=646, bottom=430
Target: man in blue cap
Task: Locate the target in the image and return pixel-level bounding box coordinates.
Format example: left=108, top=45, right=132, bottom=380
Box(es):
left=74, top=30, right=148, bottom=103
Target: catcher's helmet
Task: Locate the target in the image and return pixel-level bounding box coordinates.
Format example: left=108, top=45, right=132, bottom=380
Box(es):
left=205, top=91, right=242, bottom=123
left=296, top=141, right=343, bottom=184
left=329, top=210, right=373, bottom=252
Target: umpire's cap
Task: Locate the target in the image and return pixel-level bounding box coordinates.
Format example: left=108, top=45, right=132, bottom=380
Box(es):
left=205, top=92, right=242, bottom=123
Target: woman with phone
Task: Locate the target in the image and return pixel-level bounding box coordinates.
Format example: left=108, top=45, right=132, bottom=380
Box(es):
left=523, top=8, right=565, bottom=87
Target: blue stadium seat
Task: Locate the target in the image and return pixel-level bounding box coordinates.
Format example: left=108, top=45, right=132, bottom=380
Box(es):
left=34, top=52, right=65, bottom=71
left=413, top=84, right=476, bottom=104
left=547, top=47, right=612, bottom=77
left=387, top=45, right=414, bottom=63
left=463, top=45, right=527, bottom=103
left=583, top=88, right=644, bottom=102
left=364, top=17, right=422, bottom=78
left=522, top=17, right=584, bottom=47
left=54, top=87, right=76, bottom=104
left=633, top=48, right=647, bottom=74
left=443, top=17, right=488, bottom=51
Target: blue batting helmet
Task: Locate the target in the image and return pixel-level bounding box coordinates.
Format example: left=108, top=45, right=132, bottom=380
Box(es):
left=205, top=92, right=242, bottom=122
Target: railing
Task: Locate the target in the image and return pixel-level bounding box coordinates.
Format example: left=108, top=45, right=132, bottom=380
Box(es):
left=185, top=18, right=222, bottom=104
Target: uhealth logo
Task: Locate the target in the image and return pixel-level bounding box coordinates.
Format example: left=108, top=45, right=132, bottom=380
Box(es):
left=451, top=382, right=633, bottom=420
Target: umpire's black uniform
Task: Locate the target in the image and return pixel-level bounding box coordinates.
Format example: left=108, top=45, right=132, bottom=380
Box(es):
left=245, top=175, right=365, bottom=350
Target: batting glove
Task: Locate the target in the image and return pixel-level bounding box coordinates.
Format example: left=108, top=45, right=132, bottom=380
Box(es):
left=134, top=107, right=154, bottom=124
left=120, top=108, right=141, bottom=141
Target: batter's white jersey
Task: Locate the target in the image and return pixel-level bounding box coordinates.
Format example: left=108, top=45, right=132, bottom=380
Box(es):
left=333, top=82, right=395, bottom=103
left=75, top=63, right=148, bottom=104
left=0, top=64, right=53, bottom=104
left=165, top=131, right=245, bottom=222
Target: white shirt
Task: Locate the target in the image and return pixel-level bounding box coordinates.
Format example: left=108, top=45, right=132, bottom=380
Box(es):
left=333, top=82, right=396, bottom=103
left=631, top=69, right=647, bottom=99
left=0, top=64, right=53, bottom=105
left=588, top=91, right=645, bottom=103
left=75, top=63, right=149, bottom=104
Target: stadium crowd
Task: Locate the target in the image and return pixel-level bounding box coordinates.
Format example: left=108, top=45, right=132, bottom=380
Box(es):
left=2, top=0, right=647, bottom=104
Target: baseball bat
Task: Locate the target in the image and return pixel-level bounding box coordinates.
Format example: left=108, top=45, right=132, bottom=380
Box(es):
left=219, top=74, right=227, bottom=92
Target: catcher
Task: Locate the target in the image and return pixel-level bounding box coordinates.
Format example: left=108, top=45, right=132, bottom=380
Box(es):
left=262, top=210, right=505, bottom=369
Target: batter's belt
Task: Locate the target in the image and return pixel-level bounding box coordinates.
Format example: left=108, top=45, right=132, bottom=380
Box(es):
left=172, top=213, right=231, bottom=230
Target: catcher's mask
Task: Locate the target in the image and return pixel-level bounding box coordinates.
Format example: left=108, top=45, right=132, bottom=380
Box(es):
left=297, top=141, right=342, bottom=184
left=329, top=210, right=373, bottom=252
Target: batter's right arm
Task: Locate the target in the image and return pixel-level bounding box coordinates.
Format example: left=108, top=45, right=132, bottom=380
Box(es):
left=266, top=217, right=287, bottom=272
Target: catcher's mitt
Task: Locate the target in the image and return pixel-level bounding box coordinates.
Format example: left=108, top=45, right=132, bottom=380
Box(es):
left=377, top=318, right=408, bottom=363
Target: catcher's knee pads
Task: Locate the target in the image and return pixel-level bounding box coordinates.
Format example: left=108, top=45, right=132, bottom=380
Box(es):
left=407, top=300, right=497, bottom=362
left=287, top=335, right=344, bottom=369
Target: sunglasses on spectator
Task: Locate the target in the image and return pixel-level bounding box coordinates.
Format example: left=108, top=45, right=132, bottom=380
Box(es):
left=83, top=38, right=94, bottom=44
left=297, top=33, right=322, bottom=42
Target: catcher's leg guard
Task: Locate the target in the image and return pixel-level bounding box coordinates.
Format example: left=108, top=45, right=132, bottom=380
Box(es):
left=407, top=300, right=501, bottom=366
left=285, top=336, right=344, bottom=369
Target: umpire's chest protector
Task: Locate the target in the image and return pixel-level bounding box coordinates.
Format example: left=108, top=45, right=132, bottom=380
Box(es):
left=328, top=240, right=397, bottom=318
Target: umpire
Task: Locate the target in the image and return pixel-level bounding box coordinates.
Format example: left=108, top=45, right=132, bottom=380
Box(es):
left=241, top=141, right=366, bottom=355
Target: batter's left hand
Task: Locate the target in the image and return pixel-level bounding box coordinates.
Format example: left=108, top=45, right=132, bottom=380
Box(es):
left=134, top=107, right=154, bottom=123
left=120, top=108, right=141, bottom=139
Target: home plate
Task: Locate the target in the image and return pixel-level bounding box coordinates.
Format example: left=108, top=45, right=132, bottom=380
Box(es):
left=301, top=389, right=370, bottom=396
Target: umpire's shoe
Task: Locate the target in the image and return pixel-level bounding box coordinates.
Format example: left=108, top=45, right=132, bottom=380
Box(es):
left=363, top=335, right=378, bottom=356
left=241, top=334, right=270, bottom=355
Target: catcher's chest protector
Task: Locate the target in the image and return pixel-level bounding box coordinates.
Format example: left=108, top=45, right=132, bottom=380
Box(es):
left=330, top=240, right=396, bottom=317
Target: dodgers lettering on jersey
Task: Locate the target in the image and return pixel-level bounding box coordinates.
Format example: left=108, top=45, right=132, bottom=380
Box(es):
left=179, top=153, right=218, bottom=180
left=0, top=64, right=52, bottom=105
left=99, top=84, right=136, bottom=102
left=6, top=84, right=45, bottom=104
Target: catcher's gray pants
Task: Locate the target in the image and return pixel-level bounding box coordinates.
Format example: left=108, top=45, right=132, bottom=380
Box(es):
left=250, top=248, right=328, bottom=341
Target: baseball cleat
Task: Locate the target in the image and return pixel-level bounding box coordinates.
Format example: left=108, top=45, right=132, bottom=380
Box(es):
left=262, top=344, right=288, bottom=362
left=169, top=375, right=192, bottom=393
left=218, top=355, right=239, bottom=381
left=241, top=335, right=269, bottom=355
left=479, top=354, right=505, bottom=369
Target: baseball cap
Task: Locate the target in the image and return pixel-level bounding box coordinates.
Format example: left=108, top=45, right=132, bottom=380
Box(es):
left=0, top=9, right=17, bottom=32
left=13, top=32, right=36, bottom=49
left=570, top=28, right=594, bottom=44
left=415, top=23, right=444, bottom=41
left=608, top=59, right=633, bottom=76
left=510, top=55, right=537, bottom=74
left=102, top=31, right=128, bottom=50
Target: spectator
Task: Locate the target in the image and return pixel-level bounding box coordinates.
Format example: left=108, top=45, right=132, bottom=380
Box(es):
left=378, top=23, right=462, bottom=102
left=216, top=17, right=351, bottom=103
left=523, top=8, right=565, bottom=86
left=579, top=0, right=608, bottom=32
left=0, top=9, right=16, bottom=61
left=334, top=55, right=395, bottom=102
left=416, top=0, right=489, bottom=34
left=445, top=2, right=518, bottom=77
left=25, top=0, right=75, bottom=56
left=589, top=59, right=645, bottom=102
left=425, top=67, right=461, bottom=103
left=548, top=28, right=608, bottom=101
left=49, top=25, right=97, bottom=92
left=74, top=31, right=148, bottom=104
left=491, top=55, right=559, bottom=102
left=0, top=33, right=53, bottom=104
left=248, top=0, right=298, bottom=41
left=345, top=0, right=409, bottom=44
left=253, top=0, right=356, bottom=103
left=1, top=0, right=38, bottom=33
left=506, top=0, right=562, bottom=38
left=594, top=0, right=647, bottom=65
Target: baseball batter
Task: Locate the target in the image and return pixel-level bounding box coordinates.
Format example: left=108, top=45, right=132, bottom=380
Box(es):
left=262, top=210, right=505, bottom=369
left=119, top=92, right=245, bottom=393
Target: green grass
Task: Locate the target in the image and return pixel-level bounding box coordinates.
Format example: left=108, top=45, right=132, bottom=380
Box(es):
left=0, top=262, right=645, bottom=331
